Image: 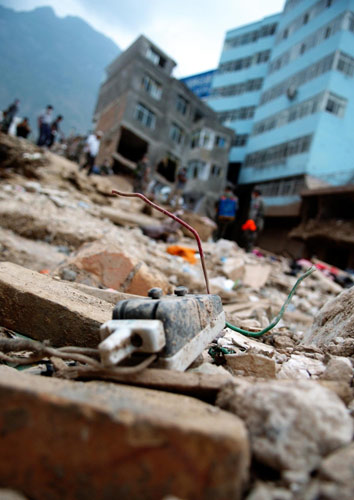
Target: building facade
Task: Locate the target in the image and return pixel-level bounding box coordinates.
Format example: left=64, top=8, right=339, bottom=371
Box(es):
left=94, top=36, right=233, bottom=197
left=208, top=13, right=280, bottom=185
left=209, top=0, right=354, bottom=215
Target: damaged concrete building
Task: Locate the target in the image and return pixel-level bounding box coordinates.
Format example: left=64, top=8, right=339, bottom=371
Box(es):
left=93, top=35, right=234, bottom=201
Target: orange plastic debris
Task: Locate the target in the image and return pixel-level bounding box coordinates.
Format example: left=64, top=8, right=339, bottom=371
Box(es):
left=241, top=219, right=257, bottom=231
left=167, top=245, right=197, bottom=264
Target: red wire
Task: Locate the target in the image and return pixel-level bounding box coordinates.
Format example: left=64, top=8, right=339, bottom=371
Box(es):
left=112, top=189, right=210, bottom=294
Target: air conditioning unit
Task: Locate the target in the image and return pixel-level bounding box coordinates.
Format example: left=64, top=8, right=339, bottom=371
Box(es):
left=287, top=86, right=298, bottom=100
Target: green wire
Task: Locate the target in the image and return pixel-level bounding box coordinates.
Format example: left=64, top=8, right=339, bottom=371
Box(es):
left=225, top=266, right=316, bottom=338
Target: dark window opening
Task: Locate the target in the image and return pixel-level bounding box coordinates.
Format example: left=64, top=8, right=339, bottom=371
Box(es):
left=176, top=95, right=189, bottom=115
left=114, top=127, right=148, bottom=174
left=157, top=154, right=178, bottom=183
left=194, top=109, right=203, bottom=122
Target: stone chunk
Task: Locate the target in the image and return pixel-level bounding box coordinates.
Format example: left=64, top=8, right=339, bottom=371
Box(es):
left=217, top=379, right=353, bottom=472
left=277, top=354, right=325, bottom=380
left=321, top=356, right=353, bottom=385
left=60, top=239, right=170, bottom=296
left=0, top=262, right=112, bottom=347
left=243, top=264, right=271, bottom=289
left=304, top=286, right=354, bottom=346
left=222, top=257, right=245, bottom=282
left=0, top=366, right=250, bottom=500
left=180, top=212, right=217, bottom=242
left=319, top=442, right=354, bottom=486
left=226, top=353, right=276, bottom=379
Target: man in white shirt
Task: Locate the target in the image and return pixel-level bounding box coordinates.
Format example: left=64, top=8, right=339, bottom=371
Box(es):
left=37, top=105, right=53, bottom=146
left=81, top=130, right=103, bottom=176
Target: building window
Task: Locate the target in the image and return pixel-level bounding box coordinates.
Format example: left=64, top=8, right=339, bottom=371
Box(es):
left=170, top=123, right=184, bottom=144
left=276, top=0, right=339, bottom=46
left=337, top=52, right=354, bottom=77
left=176, top=95, right=189, bottom=115
left=211, top=165, right=222, bottom=177
left=325, top=93, right=347, bottom=117
left=190, top=130, right=201, bottom=148
left=260, top=53, right=335, bottom=106
left=134, top=103, right=156, bottom=129
left=215, top=136, right=226, bottom=148
left=146, top=46, right=166, bottom=68
left=188, top=160, right=207, bottom=180
left=218, top=106, right=255, bottom=123
left=257, top=50, right=270, bottom=63
left=255, top=176, right=305, bottom=197
left=219, top=50, right=270, bottom=73
left=245, top=135, right=312, bottom=168
left=269, top=11, right=351, bottom=75
left=348, top=14, right=354, bottom=33
left=210, top=78, right=263, bottom=98
left=224, top=22, right=277, bottom=50
left=141, top=75, right=162, bottom=100
left=233, top=134, right=248, bottom=147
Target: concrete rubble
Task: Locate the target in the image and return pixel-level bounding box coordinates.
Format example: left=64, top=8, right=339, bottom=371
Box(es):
left=0, top=132, right=353, bottom=499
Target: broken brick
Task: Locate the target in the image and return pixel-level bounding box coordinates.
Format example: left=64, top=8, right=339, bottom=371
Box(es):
left=0, top=366, right=250, bottom=500
left=62, top=239, right=170, bottom=295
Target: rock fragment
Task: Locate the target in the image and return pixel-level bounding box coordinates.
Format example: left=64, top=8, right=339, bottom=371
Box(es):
left=321, top=356, right=353, bottom=384
left=0, top=261, right=111, bottom=347
left=58, top=239, right=170, bottom=295
left=217, top=379, right=353, bottom=472
left=0, top=366, right=250, bottom=500
left=226, top=353, right=276, bottom=378
left=319, top=442, right=354, bottom=486
left=304, top=286, right=354, bottom=346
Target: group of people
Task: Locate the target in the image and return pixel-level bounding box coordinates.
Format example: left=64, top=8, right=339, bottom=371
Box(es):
left=129, top=153, right=265, bottom=251
left=1, top=98, right=265, bottom=249
left=215, top=187, right=265, bottom=251
left=1, top=99, right=64, bottom=148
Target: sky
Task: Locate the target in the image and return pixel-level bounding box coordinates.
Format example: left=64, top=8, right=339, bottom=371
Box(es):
left=0, top=0, right=285, bottom=77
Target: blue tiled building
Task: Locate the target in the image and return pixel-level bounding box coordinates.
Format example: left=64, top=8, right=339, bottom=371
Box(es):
left=209, top=0, right=354, bottom=215
left=208, top=13, right=280, bottom=185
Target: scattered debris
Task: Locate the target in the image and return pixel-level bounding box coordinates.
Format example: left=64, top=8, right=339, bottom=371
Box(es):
left=0, top=132, right=353, bottom=499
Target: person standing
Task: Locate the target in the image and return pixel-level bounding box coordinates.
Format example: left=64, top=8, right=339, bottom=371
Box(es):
left=37, top=105, right=53, bottom=146
left=249, top=189, right=265, bottom=233
left=215, top=186, right=238, bottom=240
left=48, top=115, right=63, bottom=148
left=168, top=166, right=187, bottom=206
left=16, top=117, right=31, bottom=139
left=133, top=154, right=150, bottom=193
left=1, top=99, right=20, bottom=133
left=245, top=189, right=265, bottom=251
left=81, top=130, right=103, bottom=176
